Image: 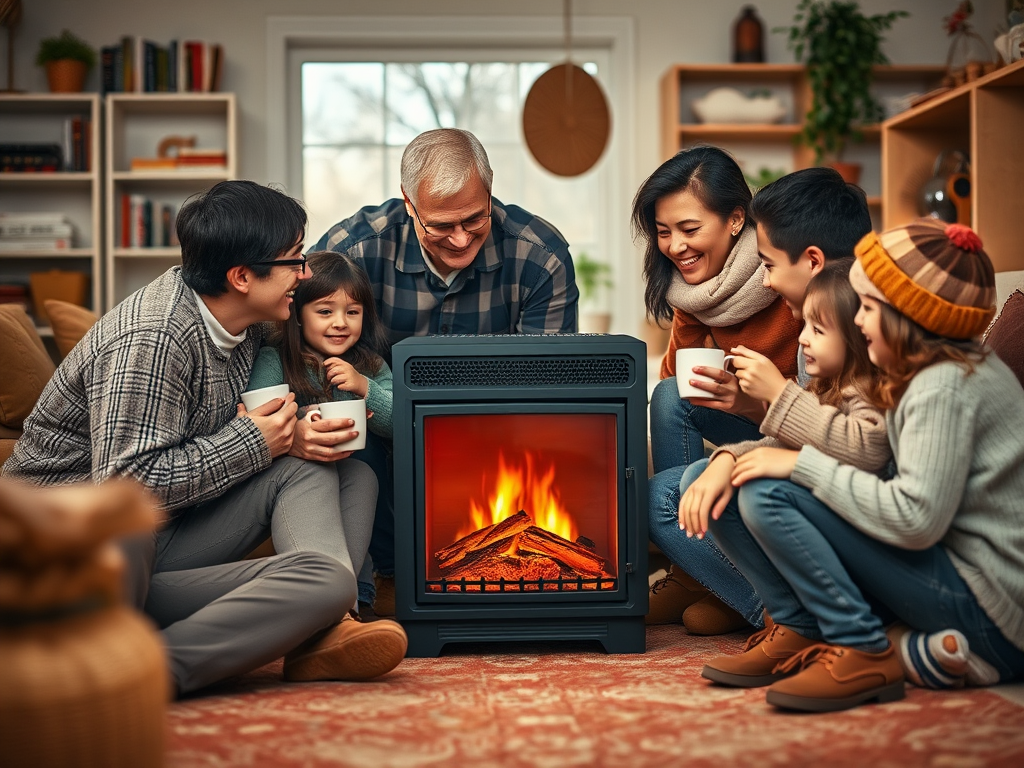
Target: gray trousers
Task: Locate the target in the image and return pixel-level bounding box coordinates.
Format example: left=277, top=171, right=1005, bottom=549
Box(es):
left=123, top=456, right=378, bottom=694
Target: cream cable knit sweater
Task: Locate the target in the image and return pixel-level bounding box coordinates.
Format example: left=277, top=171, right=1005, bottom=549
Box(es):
left=792, top=355, right=1024, bottom=651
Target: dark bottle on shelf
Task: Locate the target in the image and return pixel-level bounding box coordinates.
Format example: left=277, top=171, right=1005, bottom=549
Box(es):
left=732, top=6, right=765, bottom=63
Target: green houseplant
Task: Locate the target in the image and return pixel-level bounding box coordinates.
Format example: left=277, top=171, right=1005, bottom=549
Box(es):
left=36, top=29, right=97, bottom=92
left=776, top=1, right=908, bottom=178
left=574, top=252, right=614, bottom=333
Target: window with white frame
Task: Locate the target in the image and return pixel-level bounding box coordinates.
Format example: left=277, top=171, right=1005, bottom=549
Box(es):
left=293, top=52, right=607, bottom=282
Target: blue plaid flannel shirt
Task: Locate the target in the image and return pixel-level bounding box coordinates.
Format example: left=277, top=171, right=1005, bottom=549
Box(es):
left=310, top=197, right=578, bottom=356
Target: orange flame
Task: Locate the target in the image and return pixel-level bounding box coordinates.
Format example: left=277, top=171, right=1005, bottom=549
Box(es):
left=457, top=452, right=577, bottom=541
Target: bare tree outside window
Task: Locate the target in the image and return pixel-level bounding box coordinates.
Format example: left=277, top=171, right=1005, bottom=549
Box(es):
left=300, top=60, right=601, bottom=266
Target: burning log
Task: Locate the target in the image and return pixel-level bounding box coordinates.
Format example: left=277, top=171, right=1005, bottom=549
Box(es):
left=435, top=510, right=533, bottom=570
left=434, top=512, right=614, bottom=590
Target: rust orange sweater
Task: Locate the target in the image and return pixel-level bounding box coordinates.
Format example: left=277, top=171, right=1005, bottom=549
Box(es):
left=659, top=293, right=802, bottom=380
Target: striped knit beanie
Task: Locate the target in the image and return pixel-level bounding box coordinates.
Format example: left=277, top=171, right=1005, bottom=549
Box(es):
left=848, top=218, right=996, bottom=339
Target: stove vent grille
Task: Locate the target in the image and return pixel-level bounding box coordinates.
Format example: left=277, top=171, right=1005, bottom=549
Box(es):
left=407, top=355, right=633, bottom=387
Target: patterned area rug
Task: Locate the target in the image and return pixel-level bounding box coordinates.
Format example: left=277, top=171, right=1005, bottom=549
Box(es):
left=167, top=626, right=1024, bottom=767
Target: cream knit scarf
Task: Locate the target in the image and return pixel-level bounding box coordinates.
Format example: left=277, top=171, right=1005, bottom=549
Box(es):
left=664, top=225, right=776, bottom=327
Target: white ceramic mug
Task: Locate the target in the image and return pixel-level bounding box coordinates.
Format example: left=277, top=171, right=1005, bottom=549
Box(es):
left=305, top=399, right=367, bottom=451
left=240, top=384, right=290, bottom=411
left=675, top=348, right=736, bottom=399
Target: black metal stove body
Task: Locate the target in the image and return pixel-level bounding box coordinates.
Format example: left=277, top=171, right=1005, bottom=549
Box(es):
left=392, top=334, right=648, bottom=657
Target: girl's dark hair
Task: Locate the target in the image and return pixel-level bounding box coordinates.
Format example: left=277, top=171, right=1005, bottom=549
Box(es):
left=275, top=251, right=390, bottom=403
left=865, top=301, right=986, bottom=410
left=802, top=260, right=874, bottom=407
left=631, top=145, right=751, bottom=323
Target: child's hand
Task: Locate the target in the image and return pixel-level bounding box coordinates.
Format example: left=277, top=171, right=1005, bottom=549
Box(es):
left=324, top=357, right=369, bottom=398
left=730, top=346, right=788, bottom=405
left=679, top=454, right=736, bottom=538
left=730, top=447, right=799, bottom=486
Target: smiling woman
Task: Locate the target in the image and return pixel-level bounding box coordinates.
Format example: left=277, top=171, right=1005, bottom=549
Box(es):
left=634, top=146, right=803, bottom=638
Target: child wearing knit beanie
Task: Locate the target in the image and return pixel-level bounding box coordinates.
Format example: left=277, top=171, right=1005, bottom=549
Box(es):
left=699, top=218, right=1024, bottom=712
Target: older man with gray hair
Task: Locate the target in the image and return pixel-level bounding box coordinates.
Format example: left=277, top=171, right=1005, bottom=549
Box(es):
left=309, top=127, right=579, bottom=614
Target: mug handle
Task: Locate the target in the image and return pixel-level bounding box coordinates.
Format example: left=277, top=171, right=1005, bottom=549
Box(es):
left=722, top=354, right=736, bottom=372
left=305, top=409, right=322, bottom=423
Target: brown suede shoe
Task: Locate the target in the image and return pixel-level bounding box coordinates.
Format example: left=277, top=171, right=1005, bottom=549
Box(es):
left=702, top=620, right=818, bottom=687
left=284, top=613, right=408, bottom=682
left=765, top=643, right=905, bottom=712
left=646, top=565, right=709, bottom=625
left=683, top=594, right=751, bottom=635
left=372, top=574, right=396, bottom=617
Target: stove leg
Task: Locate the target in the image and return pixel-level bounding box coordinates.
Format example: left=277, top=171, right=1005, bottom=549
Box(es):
left=598, top=617, right=646, bottom=654
left=403, top=622, right=446, bottom=657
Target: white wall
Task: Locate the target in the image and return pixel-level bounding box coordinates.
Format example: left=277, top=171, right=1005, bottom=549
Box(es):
left=5, top=0, right=1008, bottom=330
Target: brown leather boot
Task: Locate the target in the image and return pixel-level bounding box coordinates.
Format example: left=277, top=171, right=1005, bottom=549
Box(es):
left=284, top=612, right=408, bottom=682
left=702, top=620, right=818, bottom=687
left=765, top=643, right=905, bottom=712
left=646, top=565, right=709, bottom=625
left=683, top=594, right=751, bottom=635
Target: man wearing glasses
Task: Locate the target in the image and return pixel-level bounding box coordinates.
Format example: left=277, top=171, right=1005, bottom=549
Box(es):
left=309, top=128, right=580, bottom=615
left=5, top=180, right=409, bottom=696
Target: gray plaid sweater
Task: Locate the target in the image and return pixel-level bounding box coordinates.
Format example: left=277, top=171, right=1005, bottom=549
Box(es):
left=3, top=268, right=271, bottom=511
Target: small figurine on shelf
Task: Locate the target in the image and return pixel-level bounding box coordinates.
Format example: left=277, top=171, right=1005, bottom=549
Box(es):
left=942, top=2, right=998, bottom=87
left=732, top=6, right=765, bottom=63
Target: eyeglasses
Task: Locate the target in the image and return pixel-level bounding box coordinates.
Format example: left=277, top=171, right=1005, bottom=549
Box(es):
left=252, top=255, right=307, bottom=274
left=408, top=195, right=492, bottom=238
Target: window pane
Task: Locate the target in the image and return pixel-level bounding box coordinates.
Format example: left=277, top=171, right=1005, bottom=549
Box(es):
left=303, top=63, right=385, bottom=144
left=303, top=146, right=385, bottom=246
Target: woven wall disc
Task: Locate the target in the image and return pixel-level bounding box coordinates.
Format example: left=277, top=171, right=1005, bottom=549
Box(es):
left=522, top=63, right=611, bottom=177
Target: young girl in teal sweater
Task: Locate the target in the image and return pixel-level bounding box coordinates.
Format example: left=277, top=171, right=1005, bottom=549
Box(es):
left=247, top=251, right=393, bottom=606
left=698, top=219, right=1024, bottom=712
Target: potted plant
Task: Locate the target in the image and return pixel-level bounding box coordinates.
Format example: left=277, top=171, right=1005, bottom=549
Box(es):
left=36, top=29, right=96, bottom=93
left=574, top=252, right=614, bottom=334
left=776, top=0, right=908, bottom=182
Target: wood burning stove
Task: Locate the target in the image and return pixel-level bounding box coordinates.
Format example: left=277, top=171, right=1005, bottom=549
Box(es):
left=392, top=334, right=649, bottom=656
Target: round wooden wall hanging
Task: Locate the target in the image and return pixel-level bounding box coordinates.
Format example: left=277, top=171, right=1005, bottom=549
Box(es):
left=523, top=62, right=611, bottom=177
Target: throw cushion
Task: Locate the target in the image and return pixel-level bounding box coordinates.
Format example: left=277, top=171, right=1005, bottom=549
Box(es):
left=44, top=299, right=98, bottom=359
left=985, top=289, right=1024, bottom=388
left=0, top=305, right=55, bottom=430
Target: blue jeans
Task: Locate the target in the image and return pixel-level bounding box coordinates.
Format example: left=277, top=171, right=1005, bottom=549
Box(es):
left=649, top=378, right=761, bottom=474
left=648, top=459, right=764, bottom=627
left=709, top=477, right=1024, bottom=681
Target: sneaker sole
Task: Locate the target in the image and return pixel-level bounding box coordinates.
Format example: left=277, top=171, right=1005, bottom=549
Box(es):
left=284, top=623, right=408, bottom=682
left=701, top=665, right=787, bottom=688
left=766, top=680, right=906, bottom=712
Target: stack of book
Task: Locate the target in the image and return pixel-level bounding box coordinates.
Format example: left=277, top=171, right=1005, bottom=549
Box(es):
left=100, top=37, right=224, bottom=93
left=61, top=117, right=92, bottom=172
left=118, top=194, right=178, bottom=249
left=0, top=212, right=75, bottom=251
left=130, top=147, right=228, bottom=172
left=0, top=144, right=63, bottom=173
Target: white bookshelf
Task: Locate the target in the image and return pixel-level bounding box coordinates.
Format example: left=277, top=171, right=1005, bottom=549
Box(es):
left=0, top=93, right=103, bottom=329
left=104, top=92, right=236, bottom=308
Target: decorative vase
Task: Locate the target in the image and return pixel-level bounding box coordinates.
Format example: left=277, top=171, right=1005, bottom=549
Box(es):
left=732, top=6, right=765, bottom=63
left=829, top=161, right=862, bottom=185
left=45, top=59, right=87, bottom=93
left=580, top=312, right=612, bottom=334
left=0, top=478, right=167, bottom=768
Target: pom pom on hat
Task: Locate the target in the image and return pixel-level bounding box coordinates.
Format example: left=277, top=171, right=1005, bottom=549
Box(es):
left=852, top=218, right=996, bottom=339
left=945, top=223, right=982, bottom=252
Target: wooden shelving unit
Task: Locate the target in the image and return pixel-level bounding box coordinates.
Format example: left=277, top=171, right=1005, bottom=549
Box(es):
left=104, top=93, right=236, bottom=308
left=881, top=58, right=1024, bottom=273
left=660, top=64, right=946, bottom=225
left=0, top=94, right=103, bottom=330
